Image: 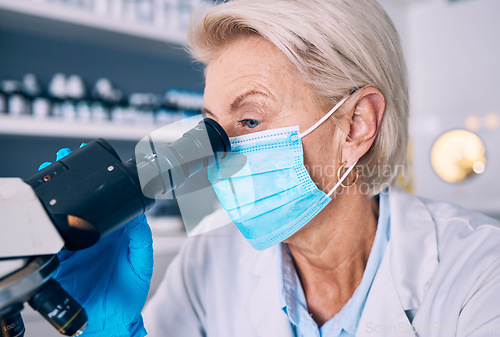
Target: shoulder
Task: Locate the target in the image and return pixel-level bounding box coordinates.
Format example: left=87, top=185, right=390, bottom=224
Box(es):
left=420, top=195, right=500, bottom=299
left=417, top=192, right=500, bottom=260
left=389, top=188, right=500, bottom=309
left=389, top=187, right=500, bottom=254
left=388, top=188, right=500, bottom=331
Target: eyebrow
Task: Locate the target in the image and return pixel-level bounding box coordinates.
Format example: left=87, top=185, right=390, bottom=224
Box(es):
left=201, top=90, right=269, bottom=118
left=201, top=107, right=214, bottom=117
left=230, top=90, right=269, bottom=111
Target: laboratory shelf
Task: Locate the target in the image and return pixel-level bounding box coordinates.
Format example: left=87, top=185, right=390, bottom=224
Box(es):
left=0, top=0, right=188, bottom=58
left=0, top=115, right=183, bottom=141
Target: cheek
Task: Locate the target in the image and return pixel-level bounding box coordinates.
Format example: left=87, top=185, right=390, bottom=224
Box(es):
left=304, top=134, right=335, bottom=191
left=301, top=124, right=342, bottom=189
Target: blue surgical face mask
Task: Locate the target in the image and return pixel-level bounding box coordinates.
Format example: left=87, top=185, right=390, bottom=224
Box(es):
left=207, top=96, right=357, bottom=250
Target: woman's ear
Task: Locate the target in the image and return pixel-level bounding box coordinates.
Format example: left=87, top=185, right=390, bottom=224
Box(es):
left=342, top=87, right=385, bottom=165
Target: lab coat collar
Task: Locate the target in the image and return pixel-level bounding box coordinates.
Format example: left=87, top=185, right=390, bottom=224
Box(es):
left=357, top=188, right=439, bottom=336
left=388, top=187, right=439, bottom=311
left=238, top=187, right=439, bottom=337
left=239, top=244, right=294, bottom=337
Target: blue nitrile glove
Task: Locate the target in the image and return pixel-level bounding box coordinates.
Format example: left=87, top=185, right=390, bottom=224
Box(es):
left=39, top=144, right=154, bottom=337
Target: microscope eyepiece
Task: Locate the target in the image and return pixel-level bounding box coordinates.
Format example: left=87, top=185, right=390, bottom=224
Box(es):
left=136, top=117, right=231, bottom=199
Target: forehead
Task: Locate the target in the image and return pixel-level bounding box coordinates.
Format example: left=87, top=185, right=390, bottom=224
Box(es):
left=204, top=35, right=304, bottom=103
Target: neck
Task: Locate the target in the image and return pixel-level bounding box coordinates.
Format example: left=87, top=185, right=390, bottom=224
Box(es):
left=284, top=187, right=379, bottom=326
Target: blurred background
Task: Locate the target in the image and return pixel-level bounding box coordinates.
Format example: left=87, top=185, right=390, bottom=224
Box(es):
left=0, top=0, right=498, bottom=335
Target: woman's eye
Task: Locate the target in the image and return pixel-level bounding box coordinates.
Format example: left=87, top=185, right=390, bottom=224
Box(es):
left=239, top=119, right=260, bottom=128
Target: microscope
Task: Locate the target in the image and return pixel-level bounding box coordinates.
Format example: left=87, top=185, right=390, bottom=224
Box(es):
left=0, top=118, right=231, bottom=337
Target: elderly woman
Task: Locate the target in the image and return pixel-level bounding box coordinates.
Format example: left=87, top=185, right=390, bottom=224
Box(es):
left=50, top=0, right=500, bottom=337
left=141, top=0, right=500, bottom=336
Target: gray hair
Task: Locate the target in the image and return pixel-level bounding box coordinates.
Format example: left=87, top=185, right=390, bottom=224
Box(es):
left=188, top=0, right=409, bottom=196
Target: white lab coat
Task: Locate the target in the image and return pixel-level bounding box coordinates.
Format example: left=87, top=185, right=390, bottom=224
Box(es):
left=143, top=188, right=500, bottom=337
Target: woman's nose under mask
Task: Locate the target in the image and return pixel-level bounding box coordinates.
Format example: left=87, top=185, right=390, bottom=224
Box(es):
left=207, top=95, right=357, bottom=250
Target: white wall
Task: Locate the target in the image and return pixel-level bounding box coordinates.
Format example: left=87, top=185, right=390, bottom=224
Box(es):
left=377, top=0, right=410, bottom=54
left=379, top=0, right=500, bottom=216
left=407, top=0, right=500, bottom=215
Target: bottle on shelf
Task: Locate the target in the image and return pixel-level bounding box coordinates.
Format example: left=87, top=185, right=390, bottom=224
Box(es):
left=0, top=83, right=6, bottom=115
left=155, top=101, right=178, bottom=125
left=65, top=74, right=87, bottom=121
left=92, top=78, right=124, bottom=121
left=20, top=0, right=216, bottom=43
left=90, top=79, right=109, bottom=122
left=164, top=88, right=204, bottom=112
left=48, top=73, right=67, bottom=119
left=0, top=71, right=205, bottom=130
left=155, top=89, right=203, bottom=126
left=32, top=96, right=51, bottom=119
left=2, top=80, right=30, bottom=117
left=22, top=74, right=41, bottom=100
left=23, top=73, right=50, bottom=120
left=128, top=92, right=157, bottom=125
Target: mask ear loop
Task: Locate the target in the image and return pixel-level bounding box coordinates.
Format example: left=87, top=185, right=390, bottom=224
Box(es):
left=297, top=94, right=357, bottom=198
left=299, top=96, right=350, bottom=139
left=325, top=160, right=359, bottom=198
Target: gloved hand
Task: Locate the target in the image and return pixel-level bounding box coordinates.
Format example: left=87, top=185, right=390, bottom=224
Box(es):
left=39, top=145, right=154, bottom=337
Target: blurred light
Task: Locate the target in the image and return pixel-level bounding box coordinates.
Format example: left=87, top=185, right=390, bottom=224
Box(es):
left=465, top=115, right=481, bottom=131
left=431, top=129, right=486, bottom=183
left=473, top=162, right=485, bottom=174
left=485, top=113, right=499, bottom=130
